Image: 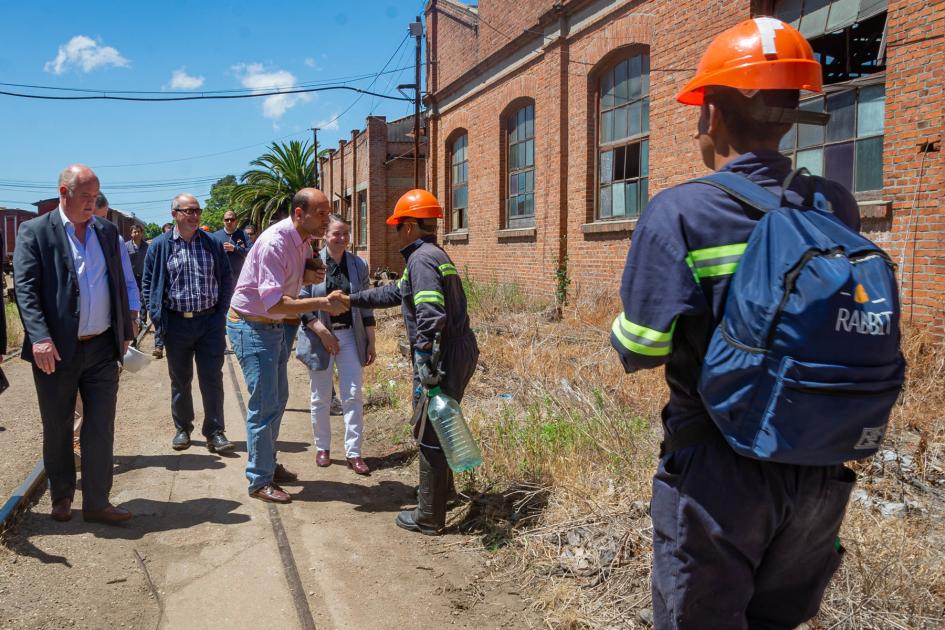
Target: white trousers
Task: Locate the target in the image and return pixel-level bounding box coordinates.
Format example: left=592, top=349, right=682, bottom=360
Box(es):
left=308, top=327, right=365, bottom=457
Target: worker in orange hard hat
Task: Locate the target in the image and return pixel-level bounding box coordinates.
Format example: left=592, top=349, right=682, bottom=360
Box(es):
left=610, top=17, right=863, bottom=629
left=328, top=189, right=479, bottom=534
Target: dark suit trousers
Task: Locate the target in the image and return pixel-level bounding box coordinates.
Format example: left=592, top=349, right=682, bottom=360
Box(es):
left=164, top=310, right=226, bottom=438
left=33, top=333, right=119, bottom=511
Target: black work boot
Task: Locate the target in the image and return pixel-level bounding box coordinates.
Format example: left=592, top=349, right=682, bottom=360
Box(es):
left=396, top=447, right=449, bottom=535
left=415, top=467, right=461, bottom=509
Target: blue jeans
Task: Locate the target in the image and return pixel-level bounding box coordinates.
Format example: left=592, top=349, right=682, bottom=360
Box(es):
left=227, top=318, right=290, bottom=493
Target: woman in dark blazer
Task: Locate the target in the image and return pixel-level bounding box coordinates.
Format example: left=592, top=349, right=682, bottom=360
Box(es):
left=296, top=215, right=375, bottom=474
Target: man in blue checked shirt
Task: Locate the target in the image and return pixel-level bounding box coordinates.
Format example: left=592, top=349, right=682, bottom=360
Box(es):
left=142, top=193, right=234, bottom=455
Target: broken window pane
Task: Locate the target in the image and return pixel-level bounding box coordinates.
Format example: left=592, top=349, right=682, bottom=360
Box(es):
left=855, top=135, right=883, bottom=191
left=825, top=141, right=854, bottom=191
left=626, top=142, right=641, bottom=179
left=857, top=84, right=885, bottom=137
left=797, top=148, right=824, bottom=176
left=613, top=145, right=626, bottom=182
left=827, top=90, right=855, bottom=142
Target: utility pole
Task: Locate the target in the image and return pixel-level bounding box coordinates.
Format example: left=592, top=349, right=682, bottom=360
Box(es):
left=310, top=127, right=320, bottom=187
left=410, top=17, right=423, bottom=188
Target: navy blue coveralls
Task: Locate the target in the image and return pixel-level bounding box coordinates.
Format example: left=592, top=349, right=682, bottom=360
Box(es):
left=611, top=151, right=861, bottom=630
left=350, top=235, right=479, bottom=446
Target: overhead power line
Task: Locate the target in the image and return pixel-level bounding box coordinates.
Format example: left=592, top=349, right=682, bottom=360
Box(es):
left=0, top=84, right=412, bottom=103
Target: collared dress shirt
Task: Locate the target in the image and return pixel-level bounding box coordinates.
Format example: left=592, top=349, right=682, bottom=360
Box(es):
left=117, top=235, right=141, bottom=312
left=166, top=227, right=218, bottom=313
left=230, top=217, right=312, bottom=320
left=58, top=207, right=111, bottom=337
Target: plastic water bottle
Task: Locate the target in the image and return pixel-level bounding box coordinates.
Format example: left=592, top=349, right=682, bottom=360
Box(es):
left=427, top=387, right=483, bottom=472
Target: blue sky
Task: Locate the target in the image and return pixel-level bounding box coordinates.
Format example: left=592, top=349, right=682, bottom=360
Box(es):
left=0, top=0, right=428, bottom=224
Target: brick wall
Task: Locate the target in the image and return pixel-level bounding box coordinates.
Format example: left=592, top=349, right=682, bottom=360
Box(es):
left=322, top=115, right=427, bottom=276
left=426, top=0, right=945, bottom=333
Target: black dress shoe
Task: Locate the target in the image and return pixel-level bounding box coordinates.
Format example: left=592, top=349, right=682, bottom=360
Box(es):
left=172, top=429, right=191, bottom=451
left=207, top=432, right=234, bottom=453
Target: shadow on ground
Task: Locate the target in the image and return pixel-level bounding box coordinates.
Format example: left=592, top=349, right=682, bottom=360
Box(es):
left=3, top=496, right=251, bottom=565
left=291, top=478, right=413, bottom=513
left=449, top=484, right=549, bottom=550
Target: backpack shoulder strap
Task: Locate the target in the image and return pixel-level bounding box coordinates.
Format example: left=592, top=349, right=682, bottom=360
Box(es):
left=692, top=171, right=782, bottom=215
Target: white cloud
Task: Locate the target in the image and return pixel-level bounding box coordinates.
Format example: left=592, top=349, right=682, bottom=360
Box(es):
left=313, top=113, right=340, bottom=131
left=44, top=35, right=130, bottom=75
left=304, top=57, right=317, bottom=68
left=232, top=62, right=312, bottom=120
left=167, top=69, right=205, bottom=90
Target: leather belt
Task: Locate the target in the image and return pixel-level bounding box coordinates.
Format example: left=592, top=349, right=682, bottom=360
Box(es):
left=169, top=307, right=216, bottom=319
left=78, top=330, right=108, bottom=342
left=331, top=322, right=351, bottom=330
left=230, top=309, right=293, bottom=326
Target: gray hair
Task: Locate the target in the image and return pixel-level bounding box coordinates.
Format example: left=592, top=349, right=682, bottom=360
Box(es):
left=171, top=193, right=199, bottom=211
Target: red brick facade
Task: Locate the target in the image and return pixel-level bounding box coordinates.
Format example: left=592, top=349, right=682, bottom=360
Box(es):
left=425, top=0, right=945, bottom=331
left=320, top=114, right=427, bottom=275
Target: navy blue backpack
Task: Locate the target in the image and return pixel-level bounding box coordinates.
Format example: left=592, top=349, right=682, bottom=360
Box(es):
left=696, top=170, right=906, bottom=465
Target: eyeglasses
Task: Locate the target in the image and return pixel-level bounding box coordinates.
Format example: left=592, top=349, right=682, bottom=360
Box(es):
left=175, top=207, right=202, bottom=216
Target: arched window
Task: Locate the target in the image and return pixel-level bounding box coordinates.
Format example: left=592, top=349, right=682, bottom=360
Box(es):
left=506, top=103, right=535, bottom=228
left=448, top=133, right=469, bottom=231
left=598, top=51, right=649, bottom=220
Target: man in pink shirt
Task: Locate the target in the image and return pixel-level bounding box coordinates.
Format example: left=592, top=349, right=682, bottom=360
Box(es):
left=228, top=188, right=344, bottom=503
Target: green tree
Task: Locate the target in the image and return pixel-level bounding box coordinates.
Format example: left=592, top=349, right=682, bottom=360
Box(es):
left=201, top=175, right=240, bottom=230
left=143, top=222, right=163, bottom=239
left=232, top=140, right=317, bottom=228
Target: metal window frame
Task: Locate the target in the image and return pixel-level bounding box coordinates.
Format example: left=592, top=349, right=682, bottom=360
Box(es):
left=507, top=104, right=536, bottom=228
left=449, top=134, right=469, bottom=231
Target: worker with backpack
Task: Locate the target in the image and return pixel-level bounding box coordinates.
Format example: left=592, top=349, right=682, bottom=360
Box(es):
left=610, top=17, right=905, bottom=629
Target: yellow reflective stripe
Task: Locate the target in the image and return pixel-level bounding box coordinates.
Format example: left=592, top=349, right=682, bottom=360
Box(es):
left=397, top=268, right=410, bottom=289
left=414, top=290, right=445, bottom=306
left=438, top=263, right=458, bottom=277
left=610, top=313, right=674, bottom=357
left=686, top=242, right=747, bottom=280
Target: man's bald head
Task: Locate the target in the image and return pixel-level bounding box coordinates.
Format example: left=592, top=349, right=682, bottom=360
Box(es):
left=58, top=164, right=101, bottom=224
left=291, top=188, right=331, bottom=239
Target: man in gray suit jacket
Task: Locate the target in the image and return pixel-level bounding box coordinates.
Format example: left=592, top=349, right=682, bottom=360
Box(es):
left=14, top=164, right=134, bottom=525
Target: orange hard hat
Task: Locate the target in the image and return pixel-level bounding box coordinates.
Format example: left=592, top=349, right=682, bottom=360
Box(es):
left=386, top=189, right=444, bottom=226
left=201, top=225, right=210, bottom=231
left=677, top=17, right=823, bottom=106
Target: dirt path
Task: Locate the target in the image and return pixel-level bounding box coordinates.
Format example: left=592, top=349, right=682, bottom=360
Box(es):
left=0, top=355, right=44, bottom=504
left=0, top=332, right=535, bottom=629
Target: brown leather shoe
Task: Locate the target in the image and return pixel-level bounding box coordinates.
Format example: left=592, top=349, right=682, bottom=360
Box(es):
left=315, top=450, right=331, bottom=467
left=51, top=497, right=73, bottom=522
left=346, top=457, right=370, bottom=475
left=249, top=484, right=291, bottom=504
left=273, top=463, right=298, bottom=483
left=82, top=505, right=132, bottom=524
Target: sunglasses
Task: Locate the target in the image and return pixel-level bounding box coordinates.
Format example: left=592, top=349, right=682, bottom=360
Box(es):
left=224, top=217, right=236, bottom=222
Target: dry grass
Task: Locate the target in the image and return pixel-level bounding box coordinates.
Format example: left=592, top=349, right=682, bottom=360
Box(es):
left=437, top=280, right=945, bottom=629
left=4, top=300, right=22, bottom=351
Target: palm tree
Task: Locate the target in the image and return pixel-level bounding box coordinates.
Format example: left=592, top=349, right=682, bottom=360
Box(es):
left=232, top=140, right=317, bottom=227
